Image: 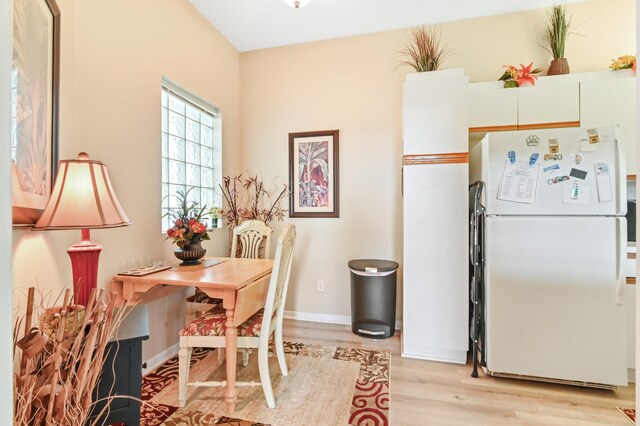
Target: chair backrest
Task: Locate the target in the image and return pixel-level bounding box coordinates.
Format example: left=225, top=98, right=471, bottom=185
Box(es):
left=230, top=220, right=273, bottom=259
left=260, top=224, right=296, bottom=344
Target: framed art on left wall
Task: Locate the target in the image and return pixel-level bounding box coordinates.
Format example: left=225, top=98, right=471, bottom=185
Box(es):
left=11, top=0, right=60, bottom=225
left=288, top=129, right=339, bottom=218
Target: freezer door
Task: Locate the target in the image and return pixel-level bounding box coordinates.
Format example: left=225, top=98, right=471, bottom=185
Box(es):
left=475, top=126, right=626, bottom=216
left=485, top=216, right=627, bottom=386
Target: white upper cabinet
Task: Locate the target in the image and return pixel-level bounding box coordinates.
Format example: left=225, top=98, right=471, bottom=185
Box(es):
left=580, top=72, right=636, bottom=174
left=403, top=69, right=469, bottom=155
left=468, top=81, right=518, bottom=129
left=468, top=71, right=636, bottom=176
left=517, top=79, right=580, bottom=126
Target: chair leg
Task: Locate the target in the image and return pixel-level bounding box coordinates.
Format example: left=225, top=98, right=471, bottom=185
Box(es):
left=275, top=323, right=288, bottom=376
left=217, top=347, right=225, bottom=364
left=241, top=348, right=250, bottom=367
left=178, top=346, right=192, bottom=408
left=258, top=343, right=276, bottom=408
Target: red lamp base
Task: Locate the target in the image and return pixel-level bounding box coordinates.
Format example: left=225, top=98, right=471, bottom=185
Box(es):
left=67, top=229, right=102, bottom=306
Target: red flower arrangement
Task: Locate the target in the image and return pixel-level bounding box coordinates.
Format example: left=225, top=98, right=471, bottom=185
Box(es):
left=165, top=189, right=210, bottom=248
left=498, top=62, right=543, bottom=88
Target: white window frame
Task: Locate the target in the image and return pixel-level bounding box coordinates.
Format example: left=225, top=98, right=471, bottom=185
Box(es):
left=161, top=77, right=222, bottom=232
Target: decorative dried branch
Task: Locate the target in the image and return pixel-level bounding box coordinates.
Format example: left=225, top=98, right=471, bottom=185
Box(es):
left=219, top=174, right=288, bottom=230
left=13, top=287, right=129, bottom=425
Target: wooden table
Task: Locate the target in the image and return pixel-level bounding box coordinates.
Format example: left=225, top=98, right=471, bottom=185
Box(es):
left=110, top=257, right=274, bottom=414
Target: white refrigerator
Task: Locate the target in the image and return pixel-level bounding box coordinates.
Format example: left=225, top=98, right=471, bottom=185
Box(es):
left=470, top=125, right=628, bottom=387
left=402, top=69, right=469, bottom=364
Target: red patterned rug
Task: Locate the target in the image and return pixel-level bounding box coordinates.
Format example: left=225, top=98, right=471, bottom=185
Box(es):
left=618, top=407, right=636, bottom=424
left=139, top=342, right=390, bottom=425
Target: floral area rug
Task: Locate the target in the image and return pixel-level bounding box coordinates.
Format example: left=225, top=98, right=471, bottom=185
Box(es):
left=618, top=407, right=636, bottom=424
left=139, top=342, right=390, bottom=425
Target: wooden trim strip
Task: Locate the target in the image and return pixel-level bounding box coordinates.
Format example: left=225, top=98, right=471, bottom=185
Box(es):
left=469, top=121, right=581, bottom=133
left=628, top=175, right=636, bottom=181
left=517, top=121, right=580, bottom=131
left=628, top=252, right=636, bottom=260
left=403, top=152, right=469, bottom=166
left=627, top=277, right=636, bottom=285
left=469, top=125, right=519, bottom=133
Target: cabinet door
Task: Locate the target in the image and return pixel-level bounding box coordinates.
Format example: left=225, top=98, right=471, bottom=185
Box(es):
left=468, top=83, right=518, bottom=130
left=580, top=77, right=637, bottom=175
left=403, top=163, right=469, bottom=363
left=518, top=81, right=580, bottom=126
left=403, top=71, right=468, bottom=155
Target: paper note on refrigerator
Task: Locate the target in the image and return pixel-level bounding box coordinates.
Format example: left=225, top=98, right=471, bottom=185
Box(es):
left=594, top=162, right=613, bottom=202
left=497, top=160, right=540, bottom=204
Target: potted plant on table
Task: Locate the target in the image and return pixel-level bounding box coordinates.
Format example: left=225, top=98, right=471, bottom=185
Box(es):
left=208, top=206, right=223, bottom=229
left=165, top=189, right=210, bottom=265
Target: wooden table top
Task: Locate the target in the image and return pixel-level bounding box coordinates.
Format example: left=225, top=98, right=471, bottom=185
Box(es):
left=112, top=257, right=274, bottom=290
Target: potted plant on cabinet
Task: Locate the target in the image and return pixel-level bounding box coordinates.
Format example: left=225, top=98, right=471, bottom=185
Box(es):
left=540, top=5, right=571, bottom=76
left=399, top=25, right=452, bottom=73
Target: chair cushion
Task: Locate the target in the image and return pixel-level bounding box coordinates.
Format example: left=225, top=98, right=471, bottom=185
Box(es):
left=185, top=288, right=222, bottom=305
left=179, top=306, right=265, bottom=337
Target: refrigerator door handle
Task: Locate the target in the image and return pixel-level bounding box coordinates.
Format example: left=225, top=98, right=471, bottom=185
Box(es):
left=615, top=217, right=626, bottom=305
left=614, top=126, right=627, bottom=215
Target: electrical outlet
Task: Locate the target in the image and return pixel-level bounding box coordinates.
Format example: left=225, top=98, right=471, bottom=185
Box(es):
left=317, top=280, right=324, bottom=292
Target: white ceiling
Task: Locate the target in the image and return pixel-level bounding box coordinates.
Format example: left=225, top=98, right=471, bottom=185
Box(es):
left=189, top=0, right=588, bottom=52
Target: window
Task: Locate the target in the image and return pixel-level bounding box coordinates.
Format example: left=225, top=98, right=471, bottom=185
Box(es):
left=161, top=79, right=221, bottom=232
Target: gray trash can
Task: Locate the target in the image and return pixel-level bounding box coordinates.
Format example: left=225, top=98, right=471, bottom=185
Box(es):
left=349, top=259, right=399, bottom=339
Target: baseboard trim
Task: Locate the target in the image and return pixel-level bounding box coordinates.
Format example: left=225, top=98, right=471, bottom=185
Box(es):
left=402, top=345, right=467, bottom=364
left=284, top=310, right=402, bottom=330
left=143, top=342, right=179, bottom=375
left=628, top=368, right=636, bottom=383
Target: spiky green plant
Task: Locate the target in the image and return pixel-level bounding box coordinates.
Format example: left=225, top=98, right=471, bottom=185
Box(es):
left=399, top=26, right=452, bottom=73
left=542, top=5, right=571, bottom=59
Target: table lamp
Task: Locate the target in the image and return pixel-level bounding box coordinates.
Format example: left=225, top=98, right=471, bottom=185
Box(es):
left=34, top=152, right=131, bottom=306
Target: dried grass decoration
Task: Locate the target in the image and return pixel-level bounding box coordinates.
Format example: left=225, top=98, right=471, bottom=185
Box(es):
left=399, top=25, right=452, bottom=73
left=14, top=287, right=128, bottom=426
left=540, top=5, right=571, bottom=76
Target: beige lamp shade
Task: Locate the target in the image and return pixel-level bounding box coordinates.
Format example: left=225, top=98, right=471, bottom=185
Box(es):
left=34, top=152, right=131, bottom=230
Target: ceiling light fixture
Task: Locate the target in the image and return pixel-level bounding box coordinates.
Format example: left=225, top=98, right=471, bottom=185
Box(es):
left=284, top=0, right=310, bottom=9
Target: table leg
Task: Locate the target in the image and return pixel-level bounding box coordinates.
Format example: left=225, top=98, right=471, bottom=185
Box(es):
left=224, top=305, right=238, bottom=414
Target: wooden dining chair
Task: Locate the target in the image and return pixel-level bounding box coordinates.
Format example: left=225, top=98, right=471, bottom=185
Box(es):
left=178, top=224, right=296, bottom=409
left=185, top=220, right=273, bottom=323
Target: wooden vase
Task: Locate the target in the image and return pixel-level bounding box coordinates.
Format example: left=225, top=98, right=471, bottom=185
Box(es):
left=547, top=58, right=570, bottom=76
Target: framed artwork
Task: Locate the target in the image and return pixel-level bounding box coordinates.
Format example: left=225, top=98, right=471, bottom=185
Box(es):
left=11, top=0, right=60, bottom=225
left=288, top=130, right=339, bottom=218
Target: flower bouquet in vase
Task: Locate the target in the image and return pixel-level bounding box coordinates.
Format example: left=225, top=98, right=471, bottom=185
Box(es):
left=165, top=189, right=210, bottom=265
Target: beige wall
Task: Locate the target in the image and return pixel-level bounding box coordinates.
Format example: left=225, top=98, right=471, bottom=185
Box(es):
left=11, top=0, right=241, bottom=363
left=240, top=0, right=636, bottom=320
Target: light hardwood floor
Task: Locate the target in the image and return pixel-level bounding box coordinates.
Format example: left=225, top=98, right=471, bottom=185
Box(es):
left=282, top=319, right=635, bottom=426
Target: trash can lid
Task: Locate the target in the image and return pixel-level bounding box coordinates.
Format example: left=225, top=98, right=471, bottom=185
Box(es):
left=348, top=259, right=399, bottom=273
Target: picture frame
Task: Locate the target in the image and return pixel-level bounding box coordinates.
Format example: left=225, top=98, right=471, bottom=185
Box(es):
left=11, top=0, right=60, bottom=226
left=288, top=129, right=339, bottom=218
